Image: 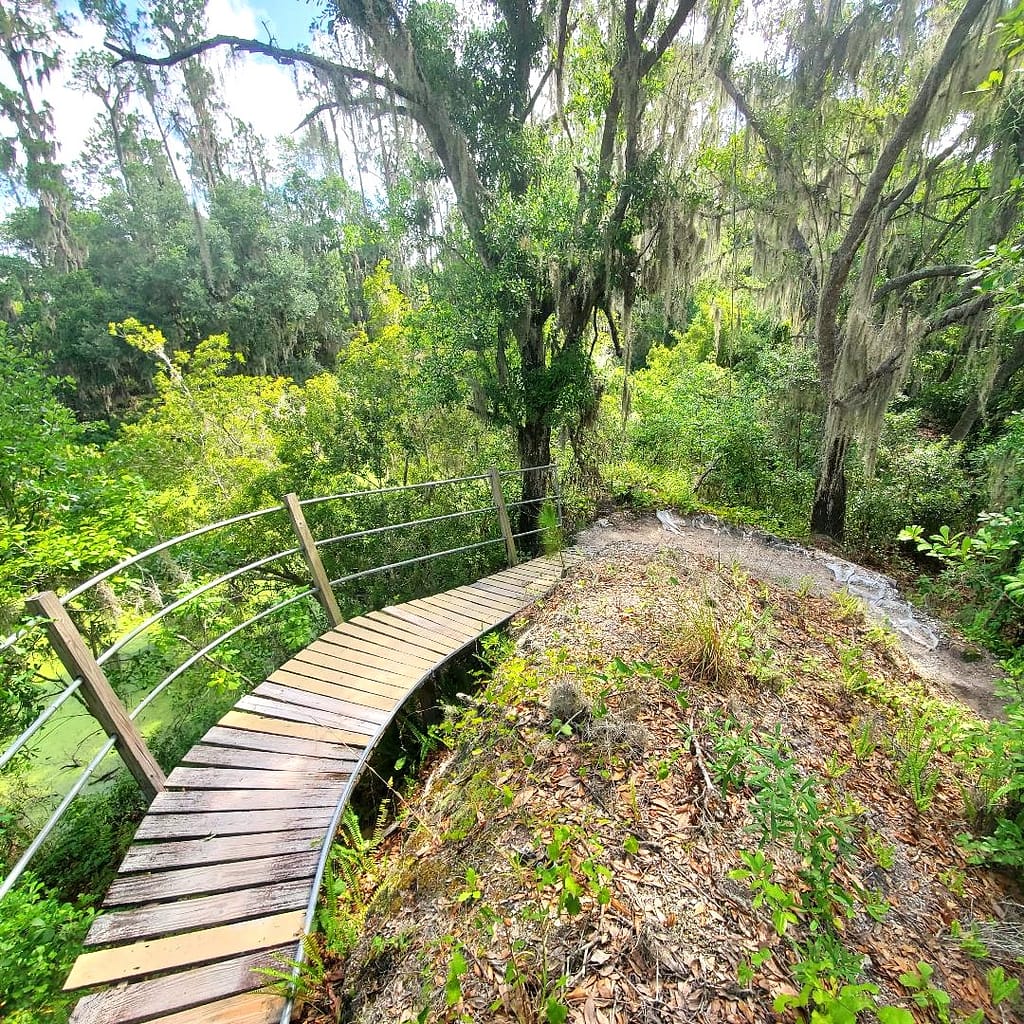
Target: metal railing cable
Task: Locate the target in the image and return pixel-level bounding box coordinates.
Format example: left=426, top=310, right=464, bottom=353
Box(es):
left=0, top=464, right=563, bottom=901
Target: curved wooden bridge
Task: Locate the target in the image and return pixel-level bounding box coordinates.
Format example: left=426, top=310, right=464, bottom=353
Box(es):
left=0, top=467, right=574, bottom=1024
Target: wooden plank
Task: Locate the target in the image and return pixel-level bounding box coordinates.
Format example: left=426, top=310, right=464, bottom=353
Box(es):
left=165, top=766, right=349, bottom=791
left=292, top=642, right=416, bottom=687
left=467, top=576, right=528, bottom=597
left=66, top=909, right=305, bottom=990
left=104, top=852, right=319, bottom=906
left=219, top=709, right=369, bottom=747
left=254, top=681, right=391, bottom=727
left=87, top=880, right=306, bottom=945
left=320, top=627, right=436, bottom=669
left=181, top=745, right=358, bottom=774
left=420, top=593, right=502, bottom=627
left=405, top=598, right=487, bottom=634
left=448, top=585, right=523, bottom=611
left=68, top=946, right=292, bottom=1024
left=136, top=807, right=333, bottom=840
left=144, top=992, right=283, bottom=1024
left=270, top=660, right=406, bottom=702
left=342, top=615, right=453, bottom=656
left=311, top=631, right=434, bottom=671
left=199, top=725, right=359, bottom=762
left=235, top=696, right=378, bottom=737
left=265, top=669, right=399, bottom=712
left=27, top=592, right=166, bottom=801
left=148, top=788, right=336, bottom=814
left=120, top=829, right=324, bottom=873
left=381, top=606, right=473, bottom=643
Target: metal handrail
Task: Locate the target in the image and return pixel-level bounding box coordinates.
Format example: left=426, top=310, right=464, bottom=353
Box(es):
left=299, top=471, right=490, bottom=508
left=95, top=547, right=301, bottom=667
left=0, top=463, right=563, bottom=903
left=60, top=504, right=286, bottom=605
left=127, top=588, right=316, bottom=722
left=329, top=537, right=504, bottom=587
left=0, top=735, right=117, bottom=901
left=0, top=679, right=82, bottom=772
left=315, top=505, right=494, bottom=548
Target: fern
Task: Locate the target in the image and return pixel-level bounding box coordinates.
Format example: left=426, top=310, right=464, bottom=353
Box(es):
left=539, top=500, right=564, bottom=556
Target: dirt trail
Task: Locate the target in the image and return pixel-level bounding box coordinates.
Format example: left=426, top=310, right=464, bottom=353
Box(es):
left=574, top=510, right=1006, bottom=719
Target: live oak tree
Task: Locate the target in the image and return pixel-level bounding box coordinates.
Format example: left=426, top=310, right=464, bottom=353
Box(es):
left=716, top=0, right=1016, bottom=539
left=107, top=0, right=711, bottom=535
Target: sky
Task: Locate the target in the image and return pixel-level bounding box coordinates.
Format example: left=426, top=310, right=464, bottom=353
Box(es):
left=41, top=0, right=323, bottom=167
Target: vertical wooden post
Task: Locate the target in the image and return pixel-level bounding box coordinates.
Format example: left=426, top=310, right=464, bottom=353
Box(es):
left=488, top=467, right=518, bottom=567
left=27, top=592, right=165, bottom=802
left=284, top=493, right=343, bottom=626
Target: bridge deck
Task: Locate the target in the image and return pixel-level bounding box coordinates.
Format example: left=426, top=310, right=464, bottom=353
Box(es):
left=63, top=555, right=570, bottom=1024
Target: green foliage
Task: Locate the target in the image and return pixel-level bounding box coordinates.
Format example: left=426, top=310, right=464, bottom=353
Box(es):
left=0, top=875, right=92, bottom=1017
left=898, top=961, right=952, bottom=1021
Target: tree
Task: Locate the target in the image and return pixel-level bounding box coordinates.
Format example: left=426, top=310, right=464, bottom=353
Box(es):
left=716, top=0, right=1013, bottom=538
left=0, top=0, right=82, bottom=272
left=107, top=0, right=707, bottom=536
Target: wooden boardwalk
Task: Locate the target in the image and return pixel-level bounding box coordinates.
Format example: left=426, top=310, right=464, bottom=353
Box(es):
left=63, top=555, right=569, bottom=1024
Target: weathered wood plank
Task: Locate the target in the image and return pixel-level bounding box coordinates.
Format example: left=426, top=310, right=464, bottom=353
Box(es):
left=265, top=670, right=400, bottom=712
left=181, top=744, right=357, bottom=774
left=254, top=681, right=391, bottom=727
left=135, top=807, right=333, bottom=840
left=68, top=947, right=292, bottom=1024
left=219, top=709, right=369, bottom=747
left=165, top=766, right=348, bottom=791
left=448, top=585, right=523, bottom=611
left=87, top=880, right=309, bottom=946
left=119, top=829, right=324, bottom=873
left=104, top=852, right=320, bottom=906
left=269, top=660, right=405, bottom=702
left=320, top=627, right=436, bottom=668
left=235, top=696, right=378, bottom=737
left=66, top=910, right=305, bottom=990
left=379, top=606, right=472, bottom=644
left=198, top=726, right=358, bottom=762
left=291, top=643, right=415, bottom=687
left=405, top=598, right=488, bottom=634
left=418, top=594, right=501, bottom=627
left=144, top=992, right=283, bottom=1024
left=148, top=788, right=336, bottom=814
left=305, top=635, right=429, bottom=675
left=355, top=612, right=456, bottom=655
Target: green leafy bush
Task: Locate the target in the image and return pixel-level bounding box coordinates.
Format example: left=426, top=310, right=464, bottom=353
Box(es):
left=0, top=876, right=92, bottom=1018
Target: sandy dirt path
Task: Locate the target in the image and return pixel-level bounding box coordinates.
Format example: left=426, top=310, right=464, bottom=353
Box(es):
left=574, top=510, right=1006, bottom=719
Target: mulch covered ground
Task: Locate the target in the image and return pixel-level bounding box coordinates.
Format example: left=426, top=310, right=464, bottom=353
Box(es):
left=301, top=546, right=1023, bottom=1024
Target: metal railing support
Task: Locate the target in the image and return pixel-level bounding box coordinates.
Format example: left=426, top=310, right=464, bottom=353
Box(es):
left=488, top=467, right=518, bottom=567
left=284, top=493, right=343, bottom=626
left=26, top=592, right=166, bottom=802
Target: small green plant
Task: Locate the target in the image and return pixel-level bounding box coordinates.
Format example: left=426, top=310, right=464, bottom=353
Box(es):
left=864, top=830, right=896, bottom=870
left=729, top=851, right=800, bottom=936
left=797, top=575, right=816, bottom=597
left=736, top=947, right=772, bottom=988
left=893, top=715, right=941, bottom=812
left=850, top=717, right=879, bottom=760
left=949, top=920, right=988, bottom=958
left=832, top=589, right=866, bottom=622
left=456, top=867, right=482, bottom=903
left=939, top=868, right=967, bottom=897
left=899, top=961, right=952, bottom=1022
left=623, top=834, right=640, bottom=856
left=256, top=935, right=329, bottom=1005
left=986, top=965, right=1021, bottom=1006
left=445, top=944, right=469, bottom=1006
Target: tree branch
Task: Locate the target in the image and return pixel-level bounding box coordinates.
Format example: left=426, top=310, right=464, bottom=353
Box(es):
left=106, top=36, right=416, bottom=103
left=873, top=264, right=975, bottom=304
left=923, top=291, right=993, bottom=335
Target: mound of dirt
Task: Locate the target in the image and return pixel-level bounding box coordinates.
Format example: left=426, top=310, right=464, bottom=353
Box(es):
left=302, top=546, right=1022, bottom=1024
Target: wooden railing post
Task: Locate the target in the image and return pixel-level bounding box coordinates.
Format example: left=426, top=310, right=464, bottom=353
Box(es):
left=488, top=467, right=518, bottom=567
left=284, top=493, right=343, bottom=626
left=26, top=592, right=165, bottom=802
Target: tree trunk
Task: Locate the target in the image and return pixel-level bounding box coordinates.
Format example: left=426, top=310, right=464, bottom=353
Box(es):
left=950, top=337, right=1024, bottom=441
left=810, top=407, right=851, bottom=540
left=516, top=418, right=552, bottom=553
